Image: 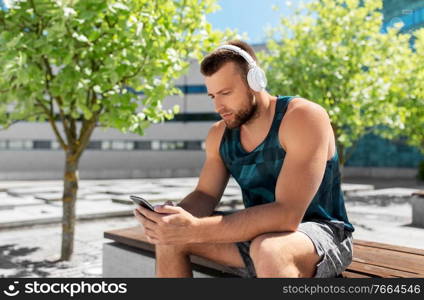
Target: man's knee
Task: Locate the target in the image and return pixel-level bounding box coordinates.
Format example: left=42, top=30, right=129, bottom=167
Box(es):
left=249, top=233, right=299, bottom=277
left=251, top=234, right=294, bottom=261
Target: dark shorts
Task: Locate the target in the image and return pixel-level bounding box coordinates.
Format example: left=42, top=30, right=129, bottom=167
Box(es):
left=214, top=211, right=353, bottom=278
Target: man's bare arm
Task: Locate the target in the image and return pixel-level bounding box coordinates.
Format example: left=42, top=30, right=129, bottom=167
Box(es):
left=193, top=102, right=331, bottom=243
left=177, top=190, right=219, bottom=218
left=177, top=121, right=230, bottom=218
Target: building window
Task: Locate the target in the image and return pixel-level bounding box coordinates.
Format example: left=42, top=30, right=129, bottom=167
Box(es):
left=111, top=141, right=126, bottom=150
left=33, top=140, right=51, bottom=149
left=8, top=140, right=32, bottom=150
left=0, top=139, right=206, bottom=151
left=0, top=140, right=7, bottom=150
left=87, top=141, right=102, bottom=150
left=134, top=141, right=151, bottom=150
left=51, top=141, right=61, bottom=150
left=101, top=141, right=111, bottom=150
left=185, top=141, right=202, bottom=150
left=160, top=141, right=174, bottom=150
left=151, top=141, right=160, bottom=150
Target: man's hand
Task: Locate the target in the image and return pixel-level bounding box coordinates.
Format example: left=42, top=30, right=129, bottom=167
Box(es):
left=133, top=201, right=201, bottom=245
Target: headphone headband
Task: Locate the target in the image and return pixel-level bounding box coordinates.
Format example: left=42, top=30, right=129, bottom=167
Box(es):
left=216, top=45, right=257, bottom=67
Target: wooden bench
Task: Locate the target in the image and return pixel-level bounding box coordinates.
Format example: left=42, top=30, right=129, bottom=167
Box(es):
left=103, top=225, right=424, bottom=278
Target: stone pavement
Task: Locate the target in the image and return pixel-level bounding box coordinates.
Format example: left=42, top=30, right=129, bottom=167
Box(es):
left=0, top=177, right=423, bottom=278
left=0, top=178, right=245, bottom=229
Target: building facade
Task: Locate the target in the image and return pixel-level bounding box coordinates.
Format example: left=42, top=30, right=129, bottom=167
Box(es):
left=383, top=0, right=424, bottom=34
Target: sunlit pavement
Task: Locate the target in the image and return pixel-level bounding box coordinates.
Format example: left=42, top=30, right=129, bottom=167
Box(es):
left=0, top=177, right=423, bottom=278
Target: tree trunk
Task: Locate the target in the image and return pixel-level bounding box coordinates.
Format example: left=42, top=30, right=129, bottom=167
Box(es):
left=60, top=150, right=80, bottom=261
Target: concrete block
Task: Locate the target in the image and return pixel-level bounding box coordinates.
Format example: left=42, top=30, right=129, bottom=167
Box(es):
left=80, top=193, right=113, bottom=201
left=0, top=200, right=133, bottom=229
left=34, top=192, right=63, bottom=202
left=345, top=188, right=419, bottom=205
left=341, top=183, right=375, bottom=194
left=411, top=195, right=424, bottom=228
left=102, top=242, right=157, bottom=278
left=343, top=167, right=418, bottom=179
left=102, top=242, right=216, bottom=278
left=7, top=186, right=62, bottom=196
left=0, top=193, right=44, bottom=210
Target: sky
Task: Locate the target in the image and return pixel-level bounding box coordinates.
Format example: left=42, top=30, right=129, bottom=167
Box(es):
left=206, top=0, right=313, bottom=45
left=0, top=0, right=313, bottom=44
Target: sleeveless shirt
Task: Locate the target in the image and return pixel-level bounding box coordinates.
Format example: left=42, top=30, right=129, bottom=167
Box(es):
left=219, top=95, right=355, bottom=232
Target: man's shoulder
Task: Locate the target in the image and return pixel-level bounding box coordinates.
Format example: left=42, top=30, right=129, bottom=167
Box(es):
left=283, top=97, right=329, bottom=127
left=286, top=97, right=327, bottom=115
left=279, top=97, right=331, bottom=149
left=205, top=120, right=227, bottom=154
left=211, top=119, right=227, bottom=130
left=208, top=120, right=227, bottom=138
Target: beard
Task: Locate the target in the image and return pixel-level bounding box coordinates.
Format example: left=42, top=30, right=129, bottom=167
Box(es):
left=224, top=91, right=259, bottom=129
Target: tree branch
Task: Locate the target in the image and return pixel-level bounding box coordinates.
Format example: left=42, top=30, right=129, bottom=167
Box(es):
left=35, top=98, right=68, bottom=150
left=0, top=113, right=43, bottom=131
left=41, top=55, right=73, bottom=144
left=74, top=91, right=103, bottom=160
left=74, top=118, right=96, bottom=161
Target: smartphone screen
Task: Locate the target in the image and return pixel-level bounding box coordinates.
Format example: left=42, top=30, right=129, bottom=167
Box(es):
left=130, top=195, right=155, bottom=211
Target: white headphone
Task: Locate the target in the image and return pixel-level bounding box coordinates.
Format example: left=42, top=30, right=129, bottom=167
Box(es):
left=216, top=44, right=267, bottom=92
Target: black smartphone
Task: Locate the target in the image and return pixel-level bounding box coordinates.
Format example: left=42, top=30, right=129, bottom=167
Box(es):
left=130, top=195, right=155, bottom=211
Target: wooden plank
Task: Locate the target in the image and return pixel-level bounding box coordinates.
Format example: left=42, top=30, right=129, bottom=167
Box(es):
left=347, top=261, right=420, bottom=278
left=104, top=226, right=154, bottom=252
left=354, top=239, right=424, bottom=256
left=353, top=245, right=424, bottom=275
left=341, top=271, right=374, bottom=278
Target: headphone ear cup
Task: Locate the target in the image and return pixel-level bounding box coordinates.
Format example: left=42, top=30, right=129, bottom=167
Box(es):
left=247, top=66, right=267, bottom=92
left=256, top=67, right=267, bottom=91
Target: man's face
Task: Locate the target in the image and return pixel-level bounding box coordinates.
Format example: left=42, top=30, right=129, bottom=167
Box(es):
left=205, top=62, right=258, bottom=129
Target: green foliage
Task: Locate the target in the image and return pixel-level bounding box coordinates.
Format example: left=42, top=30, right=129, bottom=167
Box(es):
left=260, top=0, right=421, bottom=164
left=379, top=28, right=424, bottom=154
left=0, top=0, right=232, bottom=142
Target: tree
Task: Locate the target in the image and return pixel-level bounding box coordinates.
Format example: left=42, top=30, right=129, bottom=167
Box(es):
left=259, top=0, right=417, bottom=167
left=376, top=28, right=424, bottom=155
left=0, top=0, right=230, bottom=260
left=404, top=29, right=424, bottom=153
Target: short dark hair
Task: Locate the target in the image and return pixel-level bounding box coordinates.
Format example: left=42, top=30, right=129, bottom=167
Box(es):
left=200, top=40, right=257, bottom=84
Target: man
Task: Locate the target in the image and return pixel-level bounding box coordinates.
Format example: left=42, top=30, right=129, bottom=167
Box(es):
left=134, top=40, right=355, bottom=278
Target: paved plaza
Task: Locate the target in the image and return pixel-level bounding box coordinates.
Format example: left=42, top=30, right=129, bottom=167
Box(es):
left=0, top=177, right=423, bottom=278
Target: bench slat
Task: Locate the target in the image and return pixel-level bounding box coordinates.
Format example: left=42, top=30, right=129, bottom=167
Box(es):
left=353, top=245, right=424, bottom=275
left=353, top=239, right=424, bottom=256
left=104, top=226, right=154, bottom=251
left=341, top=271, right=378, bottom=278
left=347, top=261, right=420, bottom=278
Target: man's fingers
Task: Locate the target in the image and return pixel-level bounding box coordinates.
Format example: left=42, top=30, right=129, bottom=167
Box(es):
left=154, top=204, right=181, bottom=214
left=136, top=205, right=162, bottom=223
left=145, top=233, right=159, bottom=244
left=144, top=227, right=157, bottom=239
left=134, top=209, right=157, bottom=229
